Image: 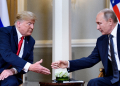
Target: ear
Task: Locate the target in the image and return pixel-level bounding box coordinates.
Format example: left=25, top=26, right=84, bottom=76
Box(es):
left=16, top=21, right=21, bottom=27
left=108, top=18, right=113, bottom=25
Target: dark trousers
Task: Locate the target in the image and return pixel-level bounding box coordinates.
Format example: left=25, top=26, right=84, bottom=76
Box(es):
left=0, top=75, right=20, bottom=86
left=87, top=75, right=120, bottom=86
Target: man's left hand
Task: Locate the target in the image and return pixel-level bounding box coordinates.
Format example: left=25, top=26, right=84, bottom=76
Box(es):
left=0, top=69, right=15, bottom=80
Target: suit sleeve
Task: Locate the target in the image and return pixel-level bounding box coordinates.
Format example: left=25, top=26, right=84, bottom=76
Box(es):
left=24, top=41, right=35, bottom=64
left=69, top=39, right=101, bottom=72
left=0, top=28, right=27, bottom=73
left=19, top=39, right=35, bottom=74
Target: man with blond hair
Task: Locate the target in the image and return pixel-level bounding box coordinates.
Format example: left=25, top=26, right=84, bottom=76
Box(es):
left=0, top=11, right=50, bottom=86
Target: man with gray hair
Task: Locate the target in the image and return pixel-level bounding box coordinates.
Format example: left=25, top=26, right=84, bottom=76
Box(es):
left=51, top=8, right=120, bottom=86
left=0, top=11, right=51, bottom=86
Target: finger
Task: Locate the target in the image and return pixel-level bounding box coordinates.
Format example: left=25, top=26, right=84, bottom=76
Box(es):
left=52, top=62, right=59, bottom=65
left=0, top=74, right=8, bottom=80
left=39, top=59, right=43, bottom=63
left=0, top=76, right=2, bottom=80
left=52, top=66, right=59, bottom=69
left=51, top=63, right=58, bottom=67
left=40, top=71, right=49, bottom=75
left=40, top=67, right=51, bottom=73
left=0, top=74, right=4, bottom=80
left=41, top=70, right=51, bottom=75
left=0, top=75, right=5, bottom=80
left=1, top=77, right=5, bottom=80
left=51, top=64, right=59, bottom=68
left=4, top=74, right=9, bottom=79
left=41, top=67, right=50, bottom=72
left=51, top=63, right=60, bottom=69
left=37, top=59, right=43, bottom=64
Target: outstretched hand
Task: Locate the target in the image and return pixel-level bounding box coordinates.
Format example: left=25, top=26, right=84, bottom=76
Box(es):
left=29, top=59, right=51, bottom=75
left=51, top=60, right=68, bottom=69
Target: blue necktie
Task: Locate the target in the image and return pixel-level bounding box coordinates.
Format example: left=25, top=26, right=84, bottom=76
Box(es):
left=109, top=34, right=119, bottom=84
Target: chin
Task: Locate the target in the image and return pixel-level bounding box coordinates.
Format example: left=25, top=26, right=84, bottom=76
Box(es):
left=28, top=33, right=32, bottom=35
left=102, top=33, right=107, bottom=35
left=26, top=34, right=32, bottom=36
left=101, top=33, right=105, bottom=35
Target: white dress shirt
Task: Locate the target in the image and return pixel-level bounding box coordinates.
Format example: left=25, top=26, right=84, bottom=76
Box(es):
left=108, top=24, right=120, bottom=70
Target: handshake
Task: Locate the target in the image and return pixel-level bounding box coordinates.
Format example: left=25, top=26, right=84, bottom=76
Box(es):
left=0, top=59, right=68, bottom=81
left=29, top=59, right=69, bottom=75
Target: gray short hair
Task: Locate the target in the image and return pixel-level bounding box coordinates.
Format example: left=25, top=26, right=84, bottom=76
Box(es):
left=15, top=11, right=36, bottom=24
left=99, top=8, right=118, bottom=23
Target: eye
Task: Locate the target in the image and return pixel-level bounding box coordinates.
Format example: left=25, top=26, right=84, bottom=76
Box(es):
left=97, top=22, right=102, bottom=25
left=27, top=22, right=32, bottom=25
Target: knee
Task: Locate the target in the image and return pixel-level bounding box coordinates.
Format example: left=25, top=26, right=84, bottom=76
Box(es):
left=8, top=81, right=19, bottom=86
left=1, top=80, right=19, bottom=86
left=1, top=76, right=19, bottom=86
left=87, top=78, right=99, bottom=86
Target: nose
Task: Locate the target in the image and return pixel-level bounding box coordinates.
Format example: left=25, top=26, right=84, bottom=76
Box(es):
left=30, top=24, right=34, bottom=29
left=97, top=25, right=100, bottom=30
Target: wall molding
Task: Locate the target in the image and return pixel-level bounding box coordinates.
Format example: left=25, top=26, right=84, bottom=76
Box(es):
left=17, top=0, right=25, bottom=13
left=71, top=39, right=97, bottom=47
left=34, top=39, right=97, bottom=48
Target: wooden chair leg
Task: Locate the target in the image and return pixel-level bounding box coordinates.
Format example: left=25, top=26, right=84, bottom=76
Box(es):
left=19, top=74, right=23, bottom=86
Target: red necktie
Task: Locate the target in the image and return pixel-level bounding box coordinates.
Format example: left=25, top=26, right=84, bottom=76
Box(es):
left=16, top=36, right=24, bottom=55
left=7, top=36, right=24, bottom=68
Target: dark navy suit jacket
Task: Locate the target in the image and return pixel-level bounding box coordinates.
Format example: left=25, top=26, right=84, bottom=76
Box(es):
left=0, top=26, right=35, bottom=81
left=69, top=24, right=120, bottom=77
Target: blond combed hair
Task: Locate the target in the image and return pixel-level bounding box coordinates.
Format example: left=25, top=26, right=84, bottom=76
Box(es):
left=15, top=11, right=36, bottom=24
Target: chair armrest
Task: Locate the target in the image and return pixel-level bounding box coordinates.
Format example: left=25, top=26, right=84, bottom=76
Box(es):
left=98, top=68, right=105, bottom=77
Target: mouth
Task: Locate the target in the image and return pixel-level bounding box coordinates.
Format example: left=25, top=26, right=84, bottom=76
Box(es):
left=99, top=30, right=103, bottom=33
left=30, top=31, right=33, bottom=33
left=29, top=29, right=33, bottom=33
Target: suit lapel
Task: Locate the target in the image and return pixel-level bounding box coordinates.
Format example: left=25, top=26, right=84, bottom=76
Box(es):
left=102, top=35, right=109, bottom=69
left=11, top=26, right=18, bottom=54
left=22, top=37, right=29, bottom=59
left=117, top=24, right=120, bottom=59
left=13, top=26, right=18, bottom=49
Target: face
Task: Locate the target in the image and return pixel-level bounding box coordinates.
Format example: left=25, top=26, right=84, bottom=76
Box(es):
left=96, top=12, right=112, bottom=35
left=17, top=20, right=35, bottom=36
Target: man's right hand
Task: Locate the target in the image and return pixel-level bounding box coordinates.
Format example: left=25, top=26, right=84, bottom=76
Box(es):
left=51, top=60, right=68, bottom=69
left=29, top=59, right=51, bottom=75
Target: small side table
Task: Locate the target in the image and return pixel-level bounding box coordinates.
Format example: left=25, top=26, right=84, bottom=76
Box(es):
left=39, top=80, right=85, bottom=86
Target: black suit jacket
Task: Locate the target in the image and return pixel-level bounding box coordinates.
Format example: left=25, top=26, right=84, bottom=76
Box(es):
left=69, top=24, right=120, bottom=76
left=0, top=26, right=35, bottom=80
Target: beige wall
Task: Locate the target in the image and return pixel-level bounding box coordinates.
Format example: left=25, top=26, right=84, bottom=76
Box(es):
left=25, top=0, right=107, bottom=83
left=26, top=0, right=52, bottom=40
left=71, top=0, right=105, bottom=82
left=26, top=0, right=53, bottom=82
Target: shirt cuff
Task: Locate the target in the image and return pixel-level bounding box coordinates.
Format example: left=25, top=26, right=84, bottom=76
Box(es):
left=23, top=62, right=31, bottom=72
left=67, top=61, right=70, bottom=68
left=12, top=68, right=18, bottom=74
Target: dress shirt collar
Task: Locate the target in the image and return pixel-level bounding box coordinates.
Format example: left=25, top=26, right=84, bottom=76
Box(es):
left=111, top=24, right=118, bottom=38
left=15, top=27, right=24, bottom=42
